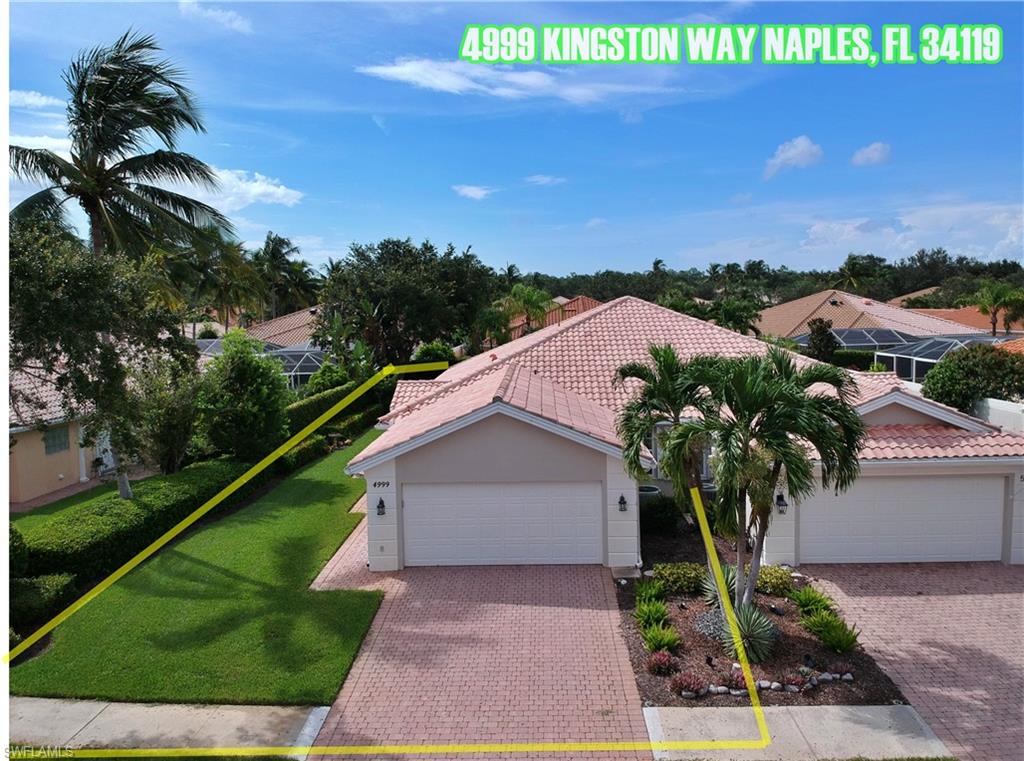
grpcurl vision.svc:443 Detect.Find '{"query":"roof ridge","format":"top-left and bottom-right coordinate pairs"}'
top-left (791, 290), bottom-right (839, 337)
top-left (493, 363), bottom-right (522, 402)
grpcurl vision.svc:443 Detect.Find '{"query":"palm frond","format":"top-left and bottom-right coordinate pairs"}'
top-left (109, 150), bottom-right (218, 187)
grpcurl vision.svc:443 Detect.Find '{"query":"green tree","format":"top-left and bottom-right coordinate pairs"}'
top-left (10, 32), bottom-right (226, 498)
top-left (661, 349), bottom-right (865, 606)
top-left (196, 330), bottom-right (291, 461)
top-left (713, 296), bottom-right (763, 336)
top-left (922, 344), bottom-right (1024, 412)
top-left (251, 232), bottom-right (318, 319)
top-left (302, 362), bottom-right (349, 397)
top-left (805, 317), bottom-right (840, 363)
top-left (132, 357), bottom-right (202, 474)
top-left (496, 283), bottom-right (556, 334)
top-left (413, 340), bottom-right (457, 365)
top-left (962, 282), bottom-right (1024, 336)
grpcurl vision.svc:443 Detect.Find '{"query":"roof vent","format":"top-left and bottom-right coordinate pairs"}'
top-left (828, 298), bottom-right (841, 306)
top-left (309, 307), bottom-right (318, 315)
top-left (489, 353), bottom-right (498, 361)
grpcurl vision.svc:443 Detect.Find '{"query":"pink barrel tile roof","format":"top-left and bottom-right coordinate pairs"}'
top-left (246, 306), bottom-right (319, 347)
top-left (757, 289), bottom-right (979, 339)
top-left (351, 363), bottom-right (628, 469)
top-left (860, 424), bottom-right (1024, 460)
top-left (10, 369), bottom-right (74, 428)
top-left (389, 380), bottom-right (446, 412)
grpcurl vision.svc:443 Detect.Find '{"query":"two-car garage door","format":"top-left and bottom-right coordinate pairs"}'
top-left (402, 482), bottom-right (603, 566)
top-left (799, 474), bottom-right (1005, 563)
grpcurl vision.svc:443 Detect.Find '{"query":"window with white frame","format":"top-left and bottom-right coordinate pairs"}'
top-left (43, 425), bottom-right (70, 455)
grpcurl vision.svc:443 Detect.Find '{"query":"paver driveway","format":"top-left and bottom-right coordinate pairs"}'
top-left (806, 563), bottom-right (1024, 761)
top-left (312, 500), bottom-right (651, 761)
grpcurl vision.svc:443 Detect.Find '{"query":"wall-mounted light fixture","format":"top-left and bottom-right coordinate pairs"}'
top-left (376, 498), bottom-right (386, 516)
top-left (774, 493), bottom-right (789, 515)
top-left (618, 494), bottom-right (628, 512)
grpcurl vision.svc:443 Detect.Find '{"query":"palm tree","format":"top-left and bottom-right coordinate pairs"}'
top-left (962, 282), bottom-right (1021, 336)
top-left (201, 229), bottom-right (262, 328)
top-left (10, 32), bottom-right (228, 499)
top-left (661, 348), bottom-right (865, 607)
top-left (495, 283), bottom-right (555, 334)
top-left (251, 232), bottom-right (305, 319)
top-left (1003, 291), bottom-right (1024, 334)
top-left (499, 263), bottom-right (522, 290)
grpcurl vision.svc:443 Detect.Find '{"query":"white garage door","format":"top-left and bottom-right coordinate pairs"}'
top-left (800, 475), bottom-right (1004, 563)
top-left (403, 482), bottom-right (603, 566)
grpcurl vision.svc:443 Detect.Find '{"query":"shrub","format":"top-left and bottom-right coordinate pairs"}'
top-left (702, 563), bottom-right (736, 605)
top-left (805, 317), bottom-right (839, 363)
top-left (277, 434), bottom-right (329, 474)
top-left (640, 495), bottom-right (679, 534)
top-left (641, 624), bottom-right (681, 653)
top-left (9, 628), bottom-right (22, 649)
top-left (830, 660), bottom-right (855, 675)
top-left (412, 340), bottom-right (457, 365)
top-left (197, 324), bottom-right (219, 340)
top-left (832, 349), bottom-right (875, 371)
top-left (800, 609), bottom-right (843, 637)
top-left (197, 330), bottom-right (291, 461)
top-left (325, 406), bottom-right (386, 440)
top-left (653, 562), bottom-right (706, 596)
top-left (818, 618), bottom-right (861, 654)
top-left (285, 381), bottom-right (359, 435)
top-left (23, 458), bottom-right (261, 580)
top-left (719, 604), bottom-right (778, 663)
top-left (132, 357), bottom-right (203, 474)
top-left (788, 586), bottom-right (834, 616)
top-left (753, 565), bottom-right (793, 596)
top-left (10, 525), bottom-right (28, 577)
top-left (11, 573), bottom-right (77, 629)
top-left (867, 361), bottom-right (889, 373)
top-left (726, 670), bottom-right (747, 690)
top-left (784, 673), bottom-right (806, 688)
top-left (670, 671), bottom-right (704, 695)
top-left (634, 578), bottom-right (666, 604)
top-left (302, 362), bottom-right (349, 397)
top-left (922, 343), bottom-right (1024, 412)
top-left (635, 600), bottom-right (669, 629)
top-left (645, 650), bottom-right (679, 676)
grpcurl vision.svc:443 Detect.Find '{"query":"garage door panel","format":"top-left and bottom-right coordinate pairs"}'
top-left (403, 482), bottom-right (604, 566)
top-left (799, 475), bottom-right (1003, 563)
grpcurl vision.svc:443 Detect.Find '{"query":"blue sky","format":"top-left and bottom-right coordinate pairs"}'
top-left (9, 1), bottom-right (1023, 275)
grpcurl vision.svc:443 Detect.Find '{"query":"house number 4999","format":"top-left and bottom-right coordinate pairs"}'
top-left (372, 481), bottom-right (391, 488)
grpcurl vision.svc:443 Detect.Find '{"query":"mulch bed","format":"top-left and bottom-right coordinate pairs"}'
top-left (618, 521), bottom-right (905, 707)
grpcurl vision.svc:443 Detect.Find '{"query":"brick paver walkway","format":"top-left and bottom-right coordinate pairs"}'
top-left (311, 499), bottom-right (650, 760)
top-left (806, 563), bottom-right (1024, 761)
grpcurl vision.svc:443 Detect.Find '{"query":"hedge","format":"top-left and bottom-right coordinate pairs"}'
top-left (11, 573), bottom-right (77, 630)
top-left (276, 434), bottom-right (330, 475)
top-left (286, 381), bottom-right (359, 435)
top-left (832, 349), bottom-right (876, 371)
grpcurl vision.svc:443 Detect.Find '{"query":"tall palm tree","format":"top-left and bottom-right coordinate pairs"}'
top-left (251, 232), bottom-right (317, 319)
top-left (963, 282), bottom-right (1021, 336)
top-left (495, 283), bottom-right (555, 334)
top-left (662, 348), bottom-right (865, 607)
top-left (10, 31), bottom-right (228, 499)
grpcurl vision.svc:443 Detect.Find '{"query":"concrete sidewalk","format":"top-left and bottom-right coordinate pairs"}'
top-left (644, 705), bottom-right (952, 760)
top-left (10, 696), bottom-right (328, 754)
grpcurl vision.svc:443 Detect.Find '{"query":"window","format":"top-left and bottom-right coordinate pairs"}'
top-left (43, 425), bottom-right (70, 455)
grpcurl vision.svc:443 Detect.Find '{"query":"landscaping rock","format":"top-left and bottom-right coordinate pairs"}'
top-left (818, 672), bottom-right (833, 683)
top-left (770, 682), bottom-right (782, 691)
top-left (831, 673), bottom-right (842, 680)
top-left (713, 685), bottom-right (730, 695)
top-left (842, 673), bottom-right (854, 682)
top-left (757, 680), bottom-right (772, 690)
top-left (801, 683), bottom-right (814, 692)
top-left (680, 691), bottom-right (697, 699)
top-left (785, 684), bottom-right (800, 693)
top-left (729, 689), bottom-right (746, 697)
top-left (809, 677), bottom-right (818, 687)
top-left (698, 687), bottom-right (709, 697)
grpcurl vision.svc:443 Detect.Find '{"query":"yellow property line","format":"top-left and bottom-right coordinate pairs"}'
top-left (4, 361), bottom-right (448, 664)
top-left (8, 387), bottom-right (771, 757)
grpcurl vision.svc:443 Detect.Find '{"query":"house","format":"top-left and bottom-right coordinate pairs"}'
top-left (886, 286), bottom-right (938, 307)
top-left (246, 306), bottom-right (320, 347)
top-left (910, 306), bottom-right (1024, 334)
top-left (9, 371), bottom-right (112, 505)
top-left (999, 337), bottom-right (1024, 355)
top-left (346, 297), bottom-right (1024, 571)
top-left (508, 295), bottom-right (602, 340)
top-left (756, 289), bottom-right (978, 339)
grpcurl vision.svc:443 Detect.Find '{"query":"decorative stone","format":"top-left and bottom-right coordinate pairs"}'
top-left (715, 685), bottom-right (730, 695)
top-left (809, 677), bottom-right (818, 687)
top-left (643, 570), bottom-right (655, 577)
top-left (732, 662), bottom-right (742, 671)
top-left (757, 680), bottom-right (772, 690)
top-left (842, 673), bottom-right (854, 682)
top-left (831, 673), bottom-right (842, 680)
top-left (770, 682), bottom-right (783, 691)
top-left (801, 683), bottom-right (814, 692)
top-left (818, 672), bottom-right (833, 683)
top-left (729, 689), bottom-right (746, 697)
top-left (698, 687), bottom-right (709, 697)
top-left (785, 684), bottom-right (800, 693)
top-left (680, 691), bottom-right (697, 699)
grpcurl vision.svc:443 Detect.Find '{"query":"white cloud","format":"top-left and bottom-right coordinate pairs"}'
top-left (763, 135), bottom-right (824, 180)
top-left (10, 134), bottom-right (72, 157)
top-left (178, 0), bottom-right (252, 34)
top-left (585, 217), bottom-right (608, 228)
top-left (452, 184), bottom-right (496, 201)
top-left (200, 168), bottom-right (303, 212)
top-left (851, 141), bottom-right (892, 167)
top-left (10, 90), bottom-right (63, 109)
top-left (357, 58), bottom-right (676, 106)
top-left (524, 174), bottom-right (566, 186)
top-left (371, 115), bottom-right (390, 135)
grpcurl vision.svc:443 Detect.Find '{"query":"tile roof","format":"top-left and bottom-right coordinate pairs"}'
top-left (390, 380), bottom-right (446, 412)
top-left (998, 337), bottom-right (1024, 355)
top-left (886, 286), bottom-right (938, 306)
top-left (246, 306), bottom-right (320, 347)
top-left (356, 296), bottom-right (1015, 468)
top-left (911, 306), bottom-right (1024, 334)
top-left (860, 424), bottom-right (1024, 460)
top-left (757, 290), bottom-right (978, 339)
top-left (10, 370), bottom-right (73, 428)
top-left (509, 295), bottom-right (603, 339)
top-left (352, 363), bottom-right (625, 467)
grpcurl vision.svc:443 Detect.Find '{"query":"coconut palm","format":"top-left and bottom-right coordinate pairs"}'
top-left (10, 31), bottom-right (227, 499)
top-left (495, 283), bottom-right (555, 334)
top-left (963, 282), bottom-right (1023, 336)
top-left (662, 348), bottom-right (865, 607)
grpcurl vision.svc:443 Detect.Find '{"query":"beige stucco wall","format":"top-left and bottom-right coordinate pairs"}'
top-left (9, 422), bottom-right (91, 504)
top-left (362, 412), bottom-right (639, 571)
top-left (860, 404), bottom-right (946, 426)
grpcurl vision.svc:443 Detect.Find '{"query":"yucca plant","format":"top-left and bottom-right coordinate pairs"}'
top-left (701, 563), bottom-right (736, 605)
top-left (635, 600), bottom-right (670, 629)
top-left (719, 604), bottom-right (777, 663)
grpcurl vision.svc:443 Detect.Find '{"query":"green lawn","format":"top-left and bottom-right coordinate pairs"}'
top-left (11, 482), bottom-right (120, 534)
top-left (10, 430), bottom-right (383, 705)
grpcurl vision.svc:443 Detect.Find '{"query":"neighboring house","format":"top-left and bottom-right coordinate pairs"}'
top-left (911, 306), bottom-right (1024, 334)
top-left (246, 306), bottom-right (320, 347)
top-left (757, 289), bottom-right (978, 339)
top-left (508, 295), bottom-right (602, 340)
top-left (999, 337), bottom-right (1024, 355)
top-left (9, 371), bottom-right (111, 505)
top-left (875, 335), bottom-right (1019, 383)
top-left (346, 297), bottom-right (1024, 571)
top-left (887, 286), bottom-right (938, 307)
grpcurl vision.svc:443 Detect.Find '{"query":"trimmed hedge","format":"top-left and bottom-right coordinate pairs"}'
top-left (277, 434), bottom-right (330, 475)
top-left (11, 573), bottom-right (77, 629)
top-left (640, 495), bottom-right (679, 534)
top-left (322, 406), bottom-right (386, 441)
top-left (832, 349), bottom-right (875, 371)
top-left (10, 525), bottom-right (28, 577)
top-left (286, 382), bottom-right (358, 435)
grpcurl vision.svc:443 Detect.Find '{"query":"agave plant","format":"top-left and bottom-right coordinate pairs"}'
top-left (701, 563), bottom-right (736, 606)
top-left (719, 604), bottom-right (778, 663)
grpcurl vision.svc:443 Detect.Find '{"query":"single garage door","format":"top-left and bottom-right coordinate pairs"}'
top-left (403, 482), bottom-right (603, 566)
top-left (800, 474), bottom-right (1004, 563)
